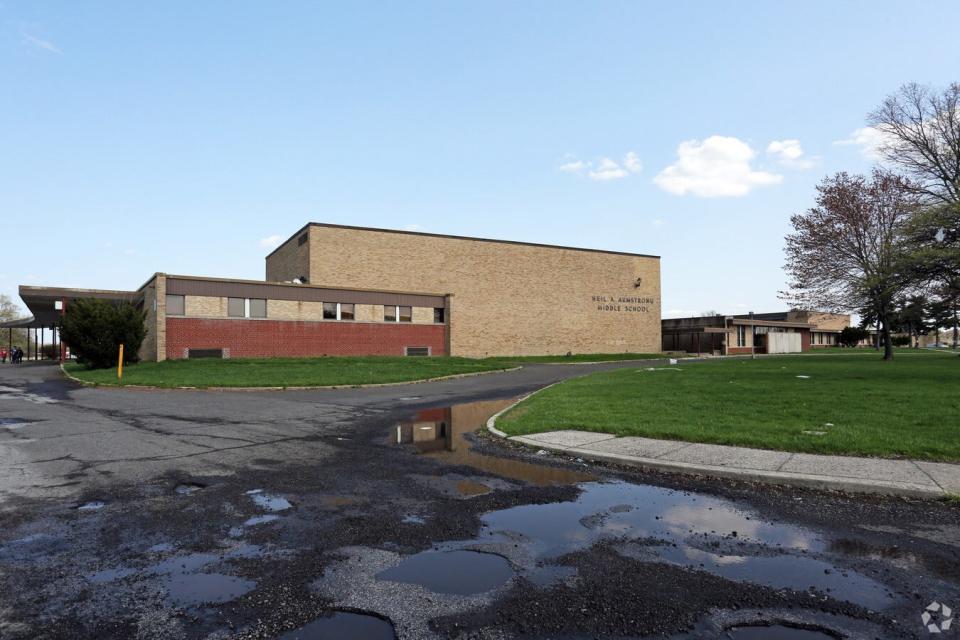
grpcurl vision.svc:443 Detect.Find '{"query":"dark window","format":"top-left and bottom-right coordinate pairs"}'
top-left (433, 307), bottom-right (445, 323)
top-left (297, 233), bottom-right (308, 246)
top-left (399, 306), bottom-right (412, 323)
top-left (340, 303), bottom-right (355, 321)
top-left (384, 305), bottom-right (397, 322)
top-left (323, 302), bottom-right (338, 320)
top-left (405, 346), bottom-right (431, 356)
top-left (166, 294), bottom-right (185, 316)
top-left (228, 297), bottom-right (245, 318)
top-left (249, 298), bottom-right (267, 318)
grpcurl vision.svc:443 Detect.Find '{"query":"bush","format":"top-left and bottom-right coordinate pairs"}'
top-left (59, 298), bottom-right (146, 369)
top-left (891, 335), bottom-right (912, 347)
top-left (41, 344), bottom-right (59, 360)
top-left (840, 326), bottom-right (870, 347)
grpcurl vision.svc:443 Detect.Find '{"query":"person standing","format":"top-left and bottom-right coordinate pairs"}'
top-left (0, 348), bottom-right (6, 363)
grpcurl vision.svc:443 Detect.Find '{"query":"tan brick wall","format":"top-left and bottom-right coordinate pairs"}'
top-left (138, 281), bottom-right (158, 362)
top-left (265, 230), bottom-right (310, 283)
top-left (355, 304), bottom-right (377, 322)
top-left (154, 275), bottom-right (167, 362)
top-left (184, 295), bottom-right (226, 317)
top-left (281, 226), bottom-right (661, 357)
top-left (788, 311), bottom-right (850, 331)
top-left (412, 306), bottom-right (435, 324)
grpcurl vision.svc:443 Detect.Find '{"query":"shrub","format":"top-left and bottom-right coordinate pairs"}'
top-left (839, 326), bottom-right (870, 347)
top-left (59, 298), bottom-right (146, 369)
top-left (41, 344), bottom-right (59, 360)
top-left (891, 335), bottom-right (912, 347)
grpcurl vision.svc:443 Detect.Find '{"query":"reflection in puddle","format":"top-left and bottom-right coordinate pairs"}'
top-left (727, 624), bottom-right (837, 639)
top-left (394, 399), bottom-right (595, 487)
top-left (278, 611), bottom-right (396, 640)
top-left (456, 480), bottom-right (492, 497)
top-left (377, 550), bottom-right (514, 595)
top-left (86, 566), bottom-right (137, 584)
top-left (162, 572), bottom-right (256, 607)
top-left (245, 514), bottom-right (280, 526)
top-left (75, 501), bottom-right (107, 511)
top-left (479, 481), bottom-right (892, 609)
top-left (175, 483), bottom-right (204, 495)
top-left (247, 489), bottom-right (292, 511)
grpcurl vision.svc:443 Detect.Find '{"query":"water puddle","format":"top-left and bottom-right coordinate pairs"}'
top-left (278, 611), bottom-right (396, 639)
top-left (726, 624), bottom-right (837, 639)
top-left (246, 489), bottom-right (292, 511)
top-left (401, 514), bottom-right (426, 524)
top-left (162, 572), bottom-right (256, 607)
top-left (376, 549), bottom-right (514, 595)
top-left (477, 481), bottom-right (892, 609)
top-left (244, 514), bottom-right (280, 526)
top-left (394, 399), bottom-right (595, 486)
top-left (86, 566), bottom-right (137, 584)
top-left (175, 483), bottom-right (205, 495)
top-left (0, 417), bottom-right (32, 429)
top-left (456, 480), bottom-right (492, 497)
top-left (75, 500), bottom-right (107, 511)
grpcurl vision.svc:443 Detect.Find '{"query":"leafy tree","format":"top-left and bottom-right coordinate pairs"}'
top-left (839, 326), bottom-right (870, 347)
top-left (0, 294), bottom-right (27, 349)
top-left (59, 298), bottom-right (146, 369)
top-left (891, 295), bottom-right (930, 348)
top-left (781, 170), bottom-right (921, 360)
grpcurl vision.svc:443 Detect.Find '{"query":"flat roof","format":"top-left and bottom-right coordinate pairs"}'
top-left (265, 222), bottom-right (661, 260)
top-left (160, 273), bottom-right (449, 298)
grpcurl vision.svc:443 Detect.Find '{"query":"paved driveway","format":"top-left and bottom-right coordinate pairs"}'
top-left (0, 362), bottom-right (958, 640)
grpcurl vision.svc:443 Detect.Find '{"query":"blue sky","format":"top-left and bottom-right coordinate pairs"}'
top-left (2, 1), bottom-right (959, 318)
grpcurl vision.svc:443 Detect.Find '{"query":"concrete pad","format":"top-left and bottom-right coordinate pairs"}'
top-left (779, 453), bottom-right (937, 485)
top-left (659, 442), bottom-right (792, 471)
top-left (914, 461), bottom-right (960, 493)
top-left (514, 430), bottom-right (617, 448)
top-left (578, 436), bottom-right (691, 458)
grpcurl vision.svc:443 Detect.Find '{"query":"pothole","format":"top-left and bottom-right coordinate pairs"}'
top-left (725, 624), bottom-right (837, 639)
top-left (174, 483), bottom-right (205, 495)
top-left (74, 501), bottom-right (107, 511)
top-left (376, 549), bottom-right (514, 595)
top-left (246, 489), bottom-right (292, 511)
top-left (278, 611), bottom-right (395, 639)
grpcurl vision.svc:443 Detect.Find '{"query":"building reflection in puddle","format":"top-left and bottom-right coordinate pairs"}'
top-left (394, 398), bottom-right (595, 486)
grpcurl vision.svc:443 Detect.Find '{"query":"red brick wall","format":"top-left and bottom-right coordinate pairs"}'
top-left (800, 329), bottom-right (811, 352)
top-left (165, 318), bottom-right (447, 359)
top-left (726, 347), bottom-right (754, 355)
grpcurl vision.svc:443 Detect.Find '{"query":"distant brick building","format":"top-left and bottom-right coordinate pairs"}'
top-left (662, 310), bottom-right (851, 356)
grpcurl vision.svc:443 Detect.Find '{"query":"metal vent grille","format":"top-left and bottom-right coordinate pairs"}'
top-left (405, 346), bottom-right (431, 357)
top-left (188, 348), bottom-right (224, 359)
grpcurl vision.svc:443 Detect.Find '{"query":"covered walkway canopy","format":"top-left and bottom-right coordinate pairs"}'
top-left (2, 285), bottom-right (141, 360)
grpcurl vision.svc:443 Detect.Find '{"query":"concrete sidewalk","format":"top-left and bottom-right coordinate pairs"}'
top-left (488, 424), bottom-right (960, 498)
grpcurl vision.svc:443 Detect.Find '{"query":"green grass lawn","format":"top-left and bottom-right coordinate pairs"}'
top-left (65, 356), bottom-right (512, 388)
top-left (497, 351), bottom-right (960, 461)
top-left (481, 352), bottom-right (672, 366)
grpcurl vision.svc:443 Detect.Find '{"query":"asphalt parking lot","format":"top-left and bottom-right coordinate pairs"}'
top-left (1, 362), bottom-right (958, 639)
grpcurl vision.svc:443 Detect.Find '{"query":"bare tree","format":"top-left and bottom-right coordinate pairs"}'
top-left (781, 170), bottom-right (921, 360)
top-left (868, 82), bottom-right (960, 204)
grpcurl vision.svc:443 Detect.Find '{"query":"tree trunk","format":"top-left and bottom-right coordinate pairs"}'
top-left (953, 308), bottom-right (958, 349)
top-left (879, 303), bottom-right (894, 361)
top-left (875, 317), bottom-right (881, 350)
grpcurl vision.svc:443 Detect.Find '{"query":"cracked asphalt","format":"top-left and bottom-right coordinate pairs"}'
top-left (0, 361), bottom-right (958, 639)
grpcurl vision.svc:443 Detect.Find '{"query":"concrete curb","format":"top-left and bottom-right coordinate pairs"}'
top-left (60, 363), bottom-right (522, 392)
top-left (486, 384), bottom-right (953, 499)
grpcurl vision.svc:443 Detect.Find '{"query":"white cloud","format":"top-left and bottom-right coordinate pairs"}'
top-left (833, 126), bottom-right (888, 160)
top-left (766, 139), bottom-right (816, 169)
top-left (654, 136), bottom-right (783, 197)
top-left (22, 31), bottom-right (61, 54)
top-left (258, 234), bottom-right (284, 248)
top-left (559, 152), bottom-right (642, 182)
top-left (589, 158), bottom-right (629, 181)
top-left (558, 160), bottom-right (587, 174)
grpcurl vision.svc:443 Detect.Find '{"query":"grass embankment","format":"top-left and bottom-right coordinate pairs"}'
top-left (497, 352), bottom-right (960, 461)
top-left (65, 356), bottom-right (512, 388)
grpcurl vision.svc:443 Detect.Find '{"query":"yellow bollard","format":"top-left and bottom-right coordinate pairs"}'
top-left (118, 344), bottom-right (124, 380)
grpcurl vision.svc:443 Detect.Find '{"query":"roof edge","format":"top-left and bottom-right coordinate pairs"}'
top-left (265, 222), bottom-right (661, 260)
